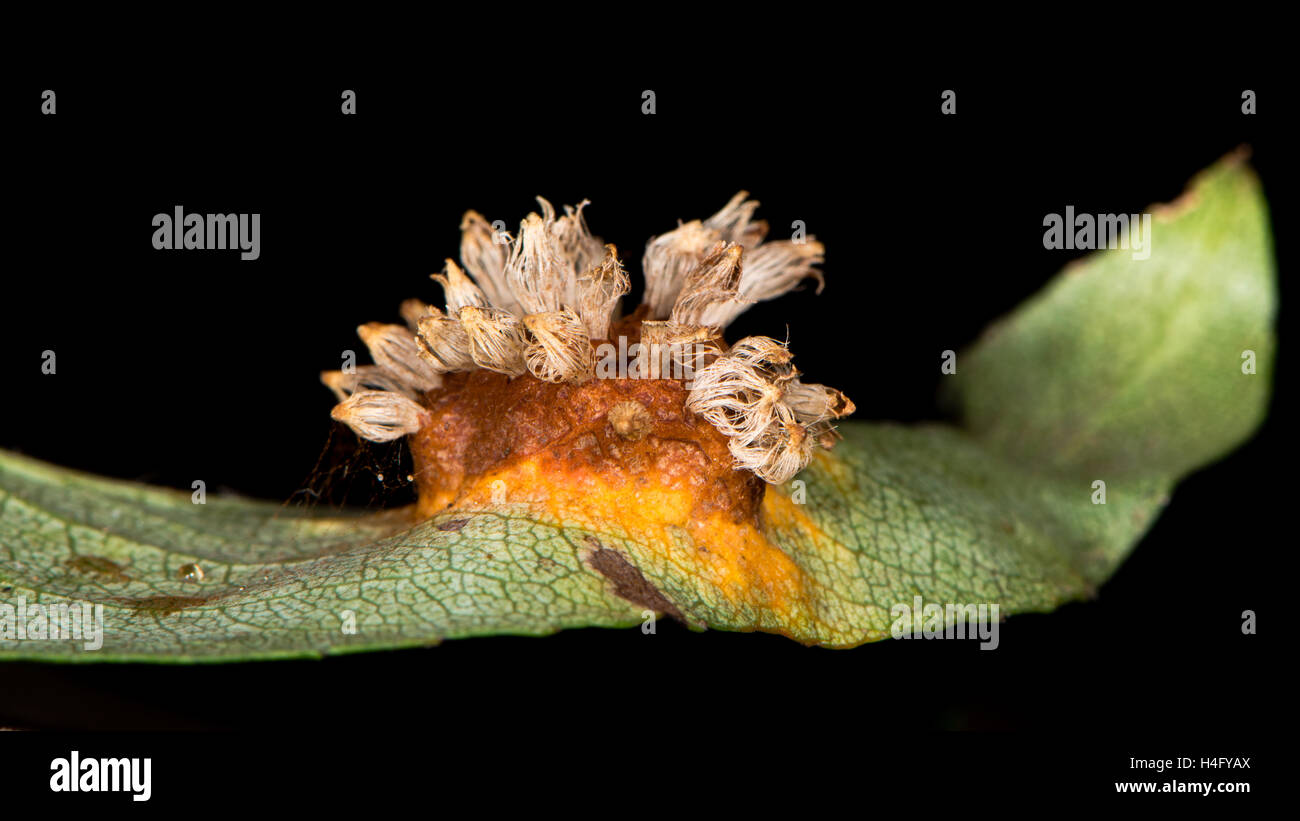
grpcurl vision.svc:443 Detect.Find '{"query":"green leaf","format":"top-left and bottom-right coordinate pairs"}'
top-left (948, 152), bottom-right (1276, 480)
top-left (0, 154), bottom-right (1275, 660)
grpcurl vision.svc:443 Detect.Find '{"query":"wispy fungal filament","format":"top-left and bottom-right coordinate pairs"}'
top-left (327, 194), bottom-right (854, 488)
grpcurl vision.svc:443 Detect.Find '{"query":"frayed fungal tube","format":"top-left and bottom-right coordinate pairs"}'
top-left (324, 193), bottom-right (853, 484)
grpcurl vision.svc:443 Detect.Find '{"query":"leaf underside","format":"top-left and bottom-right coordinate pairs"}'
top-left (0, 154), bottom-right (1276, 661)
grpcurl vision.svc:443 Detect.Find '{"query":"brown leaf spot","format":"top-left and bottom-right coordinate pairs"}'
top-left (436, 518), bottom-right (470, 532)
top-left (113, 595), bottom-right (207, 614)
top-left (584, 538), bottom-right (683, 622)
top-left (64, 556), bottom-right (130, 582)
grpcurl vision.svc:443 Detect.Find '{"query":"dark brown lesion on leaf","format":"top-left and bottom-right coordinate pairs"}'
top-left (584, 537), bottom-right (684, 623)
top-left (64, 556), bottom-right (131, 582)
top-left (435, 518), bottom-right (470, 532)
top-left (112, 594), bottom-right (208, 614)
top-left (110, 584), bottom-right (249, 615)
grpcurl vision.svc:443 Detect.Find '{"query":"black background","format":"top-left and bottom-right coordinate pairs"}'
top-left (0, 66), bottom-right (1285, 749)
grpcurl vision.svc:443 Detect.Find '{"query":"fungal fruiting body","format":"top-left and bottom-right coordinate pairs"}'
top-left (324, 194), bottom-right (855, 530)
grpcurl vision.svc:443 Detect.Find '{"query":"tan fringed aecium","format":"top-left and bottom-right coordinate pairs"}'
top-left (324, 193), bottom-right (855, 518)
